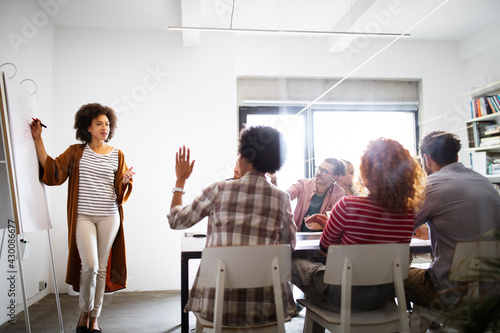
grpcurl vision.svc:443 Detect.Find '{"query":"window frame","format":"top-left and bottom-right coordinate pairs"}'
top-left (239, 105), bottom-right (419, 178)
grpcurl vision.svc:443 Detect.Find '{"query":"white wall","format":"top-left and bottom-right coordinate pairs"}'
top-left (0, 0), bottom-right (54, 325)
top-left (235, 35), bottom-right (471, 161)
top-left (51, 27), bottom-right (237, 292)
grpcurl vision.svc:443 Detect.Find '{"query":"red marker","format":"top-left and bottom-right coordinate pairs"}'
top-left (32, 118), bottom-right (47, 128)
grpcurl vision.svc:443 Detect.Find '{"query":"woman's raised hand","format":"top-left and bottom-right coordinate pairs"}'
top-left (175, 146), bottom-right (195, 182)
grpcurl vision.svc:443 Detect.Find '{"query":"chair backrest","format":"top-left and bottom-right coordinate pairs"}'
top-left (449, 240), bottom-right (500, 282)
top-left (196, 244), bottom-right (291, 333)
top-left (324, 243), bottom-right (410, 286)
top-left (197, 244), bottom-right (292, 289)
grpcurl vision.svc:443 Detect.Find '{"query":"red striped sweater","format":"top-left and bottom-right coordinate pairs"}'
top-left (320, 196), bottom-right (414, 252)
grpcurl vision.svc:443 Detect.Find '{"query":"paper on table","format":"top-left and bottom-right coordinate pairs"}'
top-left (410, 238), bottom-right (431, 246)
top-left (295, 239), bottom-right (320, 250)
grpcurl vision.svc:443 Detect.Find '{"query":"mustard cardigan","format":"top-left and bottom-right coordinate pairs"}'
top-left (41, 144), bottom-right (132, 292)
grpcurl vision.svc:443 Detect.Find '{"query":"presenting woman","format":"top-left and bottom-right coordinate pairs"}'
top-left (168, 126), bottom-right (297, 326)
top-left (292, 138), bottom-right (425, 315)
top-left (30, 103), bottom-right (134, 333)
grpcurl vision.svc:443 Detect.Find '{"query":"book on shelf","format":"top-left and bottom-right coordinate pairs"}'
top-left (467, 121), bottom-right (496, 148)
top-left (487, 96), bottom-right (500, 113)
top-left (470, 152), bottom-right (500, 176)
top-left (489, 163), bottom-right (500, 175)
top-left (471, 151), bottom-right (488, 176)
top-left (467, 122), bottom-right (480, 148)
top-left (487, 155), bottom-right (500, 175)
top-left (486, 96), bottom-right (499, 113)
top-left (484, 126), bottom-right (500, 136)
top-left (480, 135), bottom-right (500, 147)
top-left (493, 95), bottom-right (500, 111)
top-left (470, 94), bottom-right (500, 118)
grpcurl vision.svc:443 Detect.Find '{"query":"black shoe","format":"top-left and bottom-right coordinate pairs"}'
top-left (429, 321), bottom-right (441, 329)
top-left (89, 317), bottom-right (103, 333)
top-left (76, 313), bottom-right (89, 333)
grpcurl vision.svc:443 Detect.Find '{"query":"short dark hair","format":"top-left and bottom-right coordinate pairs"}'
top-left (74, 103), bottom-right (118, 143)
top-left (324, 158), bottom-right (346, 176)
top-left (419, 130), bottom-right (461, 166)
top-left (238, 126), bottom-right (286, 173)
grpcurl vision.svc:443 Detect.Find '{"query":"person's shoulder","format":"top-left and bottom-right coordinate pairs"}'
top-left (432, 162), bottom-right (485, 182)
top-left (331, 183), bottom-right (345, 194)
top-left (342, 195), bottom-right (368, 203)
top-left (65, 143), bottom-right (86, 155)
top-left (296, 178), bottom-right (313, 185)
top-left (288, 178), bottom-right (312, 191)
top-left (68, 143), bottom-right (85, 150)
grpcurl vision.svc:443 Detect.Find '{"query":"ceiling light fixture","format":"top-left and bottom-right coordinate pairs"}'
top-left (166, 26), bottom-right (410, 38)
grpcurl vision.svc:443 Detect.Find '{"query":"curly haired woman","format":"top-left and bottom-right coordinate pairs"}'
top-left (168, 126), bottom-right (296, 326)
top-left (31, 103), bottom-right (134, 333)
top-left (292, 138), bottom-right (425, 315)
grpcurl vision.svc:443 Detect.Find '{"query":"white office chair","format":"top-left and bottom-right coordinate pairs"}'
top-left (193, 244), bottom-right (292, 333)
top-left (410, 240), bottom-right (500, 333)
top-left (298, 243), bottom-right (410, 333)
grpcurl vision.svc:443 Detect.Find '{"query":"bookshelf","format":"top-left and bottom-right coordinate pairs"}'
top-left (465, 81), bottom-right (500, 185)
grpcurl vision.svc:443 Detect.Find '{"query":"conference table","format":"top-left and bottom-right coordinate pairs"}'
top-left (180, 232), bottom-right (432, 333)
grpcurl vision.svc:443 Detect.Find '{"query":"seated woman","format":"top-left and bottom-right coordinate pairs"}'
top-left (292, 138), bottom-right (425, 314)
top-left (337, 159), bottom-right (357, 196)
top-left (167, 126), bottom-right (297, 326)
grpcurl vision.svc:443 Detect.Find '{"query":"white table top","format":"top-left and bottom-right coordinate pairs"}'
top-left (181, 231), bottom-right (431, 252)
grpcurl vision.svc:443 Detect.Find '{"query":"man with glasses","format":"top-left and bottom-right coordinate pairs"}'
top-left (287, 158), bottom-right (345, 232)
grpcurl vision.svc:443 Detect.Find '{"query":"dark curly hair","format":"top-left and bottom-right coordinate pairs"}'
top-left (360, 138), bottom-right (425, 213)
top-left (74, 103), bottom-right (117, 143)
top-left (419, 130), bottom-right (461, 166)
top-left (238, 126), bottom-right (286, 173)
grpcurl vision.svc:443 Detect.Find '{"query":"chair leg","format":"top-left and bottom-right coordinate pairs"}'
top-left (410, 307), bottom-right (421, 333)
top-left (303, 311), bottom-right (314, 333)
top-left (410, 306), bottom-right (432, 333)
top-left (195, 318), bottom-right (203, 333)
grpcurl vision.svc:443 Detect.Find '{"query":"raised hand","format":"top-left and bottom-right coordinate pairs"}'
top-left (175, 146), bottom-right (195, 182)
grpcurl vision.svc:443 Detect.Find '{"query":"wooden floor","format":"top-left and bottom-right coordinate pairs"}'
top-left (0, 290), bottom-right (448, 333)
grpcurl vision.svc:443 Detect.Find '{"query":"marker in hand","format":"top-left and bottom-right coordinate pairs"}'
top-left (32, 118), bottom-right (47, 128)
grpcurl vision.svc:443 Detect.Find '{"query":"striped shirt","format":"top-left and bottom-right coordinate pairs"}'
top-left (77, 145), bottom-right (119, 215)
top-left (320, 196), bottom-right (414, 252)
top-left (168, 170), bottom-right (296, 326)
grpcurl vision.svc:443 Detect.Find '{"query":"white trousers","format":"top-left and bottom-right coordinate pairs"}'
top-left (76, 213), bottom-right (120, 317)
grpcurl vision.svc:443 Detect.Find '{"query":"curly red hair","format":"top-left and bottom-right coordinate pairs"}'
top-left (360, 138), bottom-right (425, 213)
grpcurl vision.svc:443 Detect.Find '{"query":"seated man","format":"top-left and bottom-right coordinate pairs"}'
top-left (287, 158), bottom-right (345, 232)
top-left (405, 131), bottom-right (500, 330)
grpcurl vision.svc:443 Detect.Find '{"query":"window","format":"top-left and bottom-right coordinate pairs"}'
top-left (240, 104), bottom-right (418, 188)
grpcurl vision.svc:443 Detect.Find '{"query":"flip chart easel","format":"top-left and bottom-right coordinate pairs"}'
top-left (0, 64), bottom-right (63, 333)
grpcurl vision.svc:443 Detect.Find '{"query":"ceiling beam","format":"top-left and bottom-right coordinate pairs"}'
top-left (327, 0), bottom-right (385, 53)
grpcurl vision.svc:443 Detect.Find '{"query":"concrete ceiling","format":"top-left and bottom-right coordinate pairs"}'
top-left (51, 0), bottom-right (500, 49)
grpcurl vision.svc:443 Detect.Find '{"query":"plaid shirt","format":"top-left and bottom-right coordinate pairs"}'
top-left (168, 170), bottom-right (297, 326)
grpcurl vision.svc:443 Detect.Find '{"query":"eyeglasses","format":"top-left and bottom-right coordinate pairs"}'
top-left (315, 166), bottom-right (334, 176)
